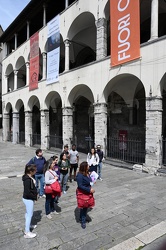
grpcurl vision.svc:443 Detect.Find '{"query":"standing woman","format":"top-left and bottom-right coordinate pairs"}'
top-left (87, 147), bottom-right (99, 173)
top-left (76, 161), bottom-right (95, 229)
top-left (22, 164), bottom-right (37, 239)
top-left (44, 158), bottom-right (59, 219)
top-left (58, 152), bottom-right (70, 194)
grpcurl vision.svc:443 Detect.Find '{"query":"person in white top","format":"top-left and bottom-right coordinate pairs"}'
top-left (87, 147), bottom-right (99, 173)
top-left (44, 158), bottom-right (59, 219)
top-left (69, 144), bottom-right (79, 182)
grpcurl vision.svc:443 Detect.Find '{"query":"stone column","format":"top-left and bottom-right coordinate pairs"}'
top-left (145, 96), bottom-right (162, 173)
top-left (26, 62), bottom-right (30, 86)
top-left (42, 52), bottom-right (47, 80)
top-left (25, 111), bottom-right (32, 147)
top-left (3, 42), bottom-right (7, 58)
top-left (40, 109), bottom-right (49, 150)
top-left (12, 112), bottom-right (19, 144)
top-left (95, 18), bottom-right (107, 60)
top-left (2, 113), bottom-right (10, 141)
top-left (62, 107), bottom-right (73, 148)
top-left (65, 0), bottom-right (69, 8)
top-left (5, 75), bottom-right (9, 93)
top-left (43, 4), bottom-right (46, 26)
top-left (94, 103), bottom-right (107, 154)
top-left (150, 0), bottom-right (158, 40)
top-left (27, 21), bottom-right (30, 40)
top-left (64, 39), bottom-right (70, 71)
top-left (14, 33), bottom-right (17, 50)
top-left (14, 70), bottom-right (18, 90)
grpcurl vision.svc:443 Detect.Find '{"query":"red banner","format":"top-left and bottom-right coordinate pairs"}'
top-left (110, 0), bottom-right (140, 67)
top-left (29, 32), bottom-right (39, 90)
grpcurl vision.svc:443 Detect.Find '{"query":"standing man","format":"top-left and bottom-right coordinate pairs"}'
top-left (96, 145), bottom-right (104, 181)
top-left (69, 144), bottom-right (79, 182)
top-left (62, 144), bottom-right (70, 160)
top-left (26, 148), bottom-right (46, 198)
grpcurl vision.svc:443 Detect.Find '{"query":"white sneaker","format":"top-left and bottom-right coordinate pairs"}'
top-left (24, 232), bottom-right (36, 239)
top-left (63, 191), bottom-right (66, 194)
top-left (46, 214), bottom-right (52, 219)
top-left (51, 211), bottom-right (59, 215)
top-left (99, 178), bottom-right (103, 181)
top-left (30, 225), bottom-right (37, 229)
top-left (42, 194), bottom-right (46, 198)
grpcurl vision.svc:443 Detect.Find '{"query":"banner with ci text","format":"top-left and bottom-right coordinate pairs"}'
top-left (110, 0), bottom-right (140, 67)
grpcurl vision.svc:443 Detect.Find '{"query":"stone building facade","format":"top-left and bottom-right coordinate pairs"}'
top-left (0, 0), bottom-right (166, 173)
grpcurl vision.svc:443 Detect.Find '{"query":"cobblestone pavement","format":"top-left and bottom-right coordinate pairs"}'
top-left (1, 141), bottom-right (166, 250)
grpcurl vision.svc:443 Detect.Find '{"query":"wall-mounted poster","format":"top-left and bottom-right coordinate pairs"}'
top-left (29, 32), bottom-right (39, 90)
top-left (47, 15), bottom-right (60, 84)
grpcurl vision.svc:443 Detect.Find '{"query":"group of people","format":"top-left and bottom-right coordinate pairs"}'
top-left (22, 144), bottom-right (104, 238)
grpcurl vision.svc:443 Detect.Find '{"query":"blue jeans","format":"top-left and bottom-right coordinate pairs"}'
top-left (35, 173), bottom-right (44, 196)
top-left (80, 208), bottom-right (88, 224)
top-left (22, 198), bottom-right (34, 233)
top-left (45, 194), bottom-right (55, 215)
top-left (60, 173), bottom-right (69, 192)
top-left (98, 162), bottom-right (102, 178)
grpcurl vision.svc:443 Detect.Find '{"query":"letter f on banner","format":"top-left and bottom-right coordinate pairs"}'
top-left (110, 0), bottom-right (140, 67)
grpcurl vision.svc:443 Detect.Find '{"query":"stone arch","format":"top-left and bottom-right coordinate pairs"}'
top-left (45, 91), bottom-right (62, 138)
top-left (67, 12), bottom-right (96, 69)
top-left (5, 102), bottom-right (13, 113)
top-left (15, 99), bottom-right (25, 112)
top-left (5, 64), bottom-right (14, 92)
top-left (15, 56), bottom-right (26, 89)
top-left (68, 84), bottom-right (95, 152)
top-left (27, 95), bottom-right (40, 111)
top-left (5, 64), bottom-right (13, 75)
top-left (15, 99), bottom-right (25, 141)
top-left (68, 84), bottom-right (94, 106)
top-left (104, 0), bottom-right (110, 55)
top-left (27, 96), bottom-right (40, 137)
top-left (104, 73), bottom-right (145, 138)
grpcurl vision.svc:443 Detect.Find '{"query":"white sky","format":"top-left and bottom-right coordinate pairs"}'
top-left (0, 0), bottom-right (30, 31)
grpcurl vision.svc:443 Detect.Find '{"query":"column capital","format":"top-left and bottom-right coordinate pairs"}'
top-left (14, 70), bottom-right (18, 75)
top-left (25, 62), bottom-right (30, 68)
top-left (62, 106), bottom-right (73, 116)
top-left (42, 52), bottom-right (47, 59)
top-left (146, 96), bottom-right (162, 112)
top-left (94, 102), bottom-right (107, 114)
top-left (24, 110), bottom-right (32, 114)
top-left (95, 18), bottom-right (107, 28)
top-left (40, 109), bottom-right (49, 113)
top-left (64, 39), bottom-right (70, 46)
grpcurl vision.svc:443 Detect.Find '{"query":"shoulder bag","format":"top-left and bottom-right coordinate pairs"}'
top-left (76, 188), bottom-right (95, 208)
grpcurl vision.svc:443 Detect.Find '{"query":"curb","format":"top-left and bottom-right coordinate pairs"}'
top-left (108, 221), bottom-right (166, 250)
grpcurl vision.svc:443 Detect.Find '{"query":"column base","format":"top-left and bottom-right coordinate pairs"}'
top-left (142, 163), bottom-right (160, 175)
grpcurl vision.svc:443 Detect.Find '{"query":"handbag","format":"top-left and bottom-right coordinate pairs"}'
top-left (51, 181), bottom-right (61, 193)
top-left (44, 171), bottom-right (61, 195)
top-left (76, 188), bottom-right (95, 208)
top-left (44, 184), bottom-right (53, 194)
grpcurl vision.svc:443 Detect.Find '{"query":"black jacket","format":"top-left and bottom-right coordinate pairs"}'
top-left (22, 175), bottom-right (37, 201)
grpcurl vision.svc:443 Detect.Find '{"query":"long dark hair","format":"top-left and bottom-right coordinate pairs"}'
top-left (60, 152), bottom-right (66, 160)
top-left (24, 164), bottom-right (36, 175)
top-left (89, 147), bottom-right (97, 159)
top-left (43, 158), bottom-right (55, 175)
top-left (79, 161), bottom-right (89, 176)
